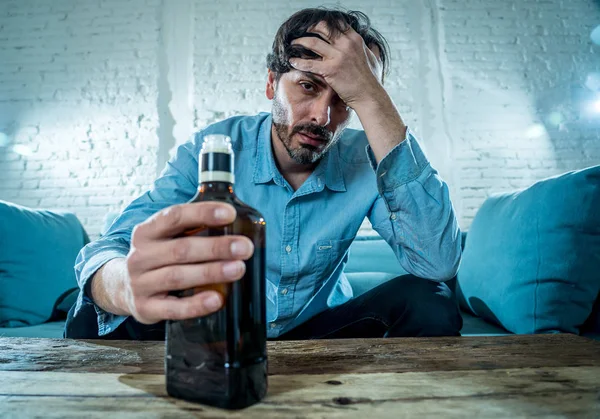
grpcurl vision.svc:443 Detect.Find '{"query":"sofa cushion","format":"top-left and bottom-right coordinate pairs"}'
top-left (0, 201), bottom-right (89, 327)
top-left (459, 311), bottom-right (511, 336)
top-left (457, 165), bottom-right (600, 334)
top-left (0, 320), bottom-right (66, 338)
top-left (345, 236), bottom-right (409, 275)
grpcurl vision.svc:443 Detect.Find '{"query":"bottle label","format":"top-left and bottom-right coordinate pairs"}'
top-left (200, 152), bottom-right (234, 183)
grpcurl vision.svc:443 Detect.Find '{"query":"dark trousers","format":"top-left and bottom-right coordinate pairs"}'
top-left (65, 274), bottom-right (462, 340)
top-left (275, 274), bottom-right (462, 340)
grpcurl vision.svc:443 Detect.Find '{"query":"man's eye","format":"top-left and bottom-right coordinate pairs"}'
top-left (300, 82), bottom-right (315, 92)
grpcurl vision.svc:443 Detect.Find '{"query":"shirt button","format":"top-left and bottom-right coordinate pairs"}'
top-left (270, 323), bottom-right (277, 329)
top-left (285, 245), bottom-right (292, 253)
top-left (390, 213), bottom-right (397, 220)
top-left (281, 288), bottom-right (288, 295)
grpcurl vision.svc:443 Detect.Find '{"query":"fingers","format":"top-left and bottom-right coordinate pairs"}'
top-left (138, 260), bottom-right (246, 296)
top-left (291, 36), bottom-right (337, 60)
top-left (309, 21), bottom-right (333, 40)
top-left (132, 202), bottom-right (237, 242)
top-left (136, 291), bottom-right (225, 324)
top-left (309, 21), bottom-right (352, 41)
top-left (128, 234), bottom-right (254, 273)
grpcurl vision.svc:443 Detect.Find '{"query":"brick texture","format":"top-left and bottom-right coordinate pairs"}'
top-left (0, 0), bottom-right (161, 238)
top-left (1, 0), bottom-right (599, 238)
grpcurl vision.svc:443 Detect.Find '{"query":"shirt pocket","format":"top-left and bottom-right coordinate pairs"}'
top-left (312, 237), bottom-right (355, 295)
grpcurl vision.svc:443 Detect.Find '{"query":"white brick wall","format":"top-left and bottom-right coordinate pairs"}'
top-left (440, 0), bottom-right (600, 223)
top-left (191, 0), bottom-right (600, 229)
top-left (0, 0), bottom-right (161, 238)
top-left (1, 0), bottom-right (599, 238)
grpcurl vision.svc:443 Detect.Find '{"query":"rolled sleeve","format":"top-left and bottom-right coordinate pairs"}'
top-left (72, 137), bottom-right (200, 337)
top-left (366, 128), bottom-right (431, 212)
top-left (367, 128), bottom-right (461, 281)
top-left (73, 238), bottom-right (130, 336)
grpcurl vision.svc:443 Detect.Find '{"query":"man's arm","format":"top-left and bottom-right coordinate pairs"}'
top-left (89, 258), bottom-right (130, 316)
top-left (365, 129), bottom-right (462, 281)
top-left (289, 23), bottom-right (460, 280)
top-left (77, 199), bottom-right (252, 338)
top-left (72, 138), bottom-right (200, 335)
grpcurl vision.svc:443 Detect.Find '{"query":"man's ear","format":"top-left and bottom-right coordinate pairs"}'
top-left (266, 70), bottom-right (276, 100)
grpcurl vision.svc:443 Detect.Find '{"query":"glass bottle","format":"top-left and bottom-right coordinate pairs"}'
top-left (166, 134), bottom-right (267, 409)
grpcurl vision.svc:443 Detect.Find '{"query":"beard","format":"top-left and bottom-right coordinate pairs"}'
top-left (271, 94), bottom-right (343, 165)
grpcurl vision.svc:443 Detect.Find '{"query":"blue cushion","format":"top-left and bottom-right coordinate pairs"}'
top-left (0, 320), bottom-right (66, 338)
top-left (345, 236), bottom-right (408, 275)
top-left (344, 236), bottom-right (409, 297)
top-left (0, 201), bottom-right (89, 327)
top-left (457, 165), bottom-right (600, 334)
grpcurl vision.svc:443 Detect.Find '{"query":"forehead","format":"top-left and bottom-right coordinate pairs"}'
top-left (280, 69), bottom-right (329, 90)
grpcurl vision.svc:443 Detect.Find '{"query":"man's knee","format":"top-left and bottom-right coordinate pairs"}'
top-left (378, 274), bottom-right (463, 337)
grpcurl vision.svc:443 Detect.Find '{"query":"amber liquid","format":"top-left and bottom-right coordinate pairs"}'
top-left (165, 182), bottom-right (267, 409)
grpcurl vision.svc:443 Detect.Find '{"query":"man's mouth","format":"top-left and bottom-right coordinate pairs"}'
top-left (297, 132), bottom-right (327, 148)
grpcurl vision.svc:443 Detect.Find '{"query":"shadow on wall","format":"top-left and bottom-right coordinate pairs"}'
top-left (0, 1), bottom-right (161, 234)
top-left (445, 0), bottom-right (600, 196)
top-left (532, 0), bottom-right (600, 170)
top-left (508, 2), bottom-right (600, 171)
top-left (534, 79), bottom-right (600, 168)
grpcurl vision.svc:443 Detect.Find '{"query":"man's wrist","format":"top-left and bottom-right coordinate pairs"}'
top-left (91, 258), bottom-right (131, 317)
top-left (352, 89), bottom-right (407, 163)
top-left (349, 84), bottom-right (389, 115)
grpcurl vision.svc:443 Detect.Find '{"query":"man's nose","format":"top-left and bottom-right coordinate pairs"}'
top-left (310, 97), bottom-right (331, 127)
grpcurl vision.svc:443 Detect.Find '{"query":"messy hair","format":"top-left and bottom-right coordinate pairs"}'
top-left (266, 7), bottom-right (390, 83)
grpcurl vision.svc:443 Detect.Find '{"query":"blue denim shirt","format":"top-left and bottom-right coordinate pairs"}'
top-left (74, 112), bottom-right (461, 337)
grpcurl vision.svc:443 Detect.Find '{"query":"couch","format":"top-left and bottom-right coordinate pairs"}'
top-left (2, 164), bottom-right (599, 339)
top-left (0, 230), bottom-right (507, 339)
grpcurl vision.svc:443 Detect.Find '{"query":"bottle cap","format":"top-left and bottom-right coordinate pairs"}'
top-left (199, 135), bottom-right (235, 184)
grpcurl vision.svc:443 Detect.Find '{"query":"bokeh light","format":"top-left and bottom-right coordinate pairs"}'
top-left (0, 132), bottom-right (9, 147)
top-left (526, 124), bottom-right (548, 139)
top-left (546, 111), bottom-right (564, 127)
top-left (12, 144), bottom-right (33, 156)
top-left (592, 25), bottom-right (600, 45)
top-left (585, 72), bottom-right (600, 92)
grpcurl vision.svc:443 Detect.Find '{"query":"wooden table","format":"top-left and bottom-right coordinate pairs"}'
top-left (1, 335), bottom-right (599, 418)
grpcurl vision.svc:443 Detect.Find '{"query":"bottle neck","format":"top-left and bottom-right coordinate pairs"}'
top-left (198, 151), bottom-right (235, 185)
top-left (198, 181), bottom-right (234, 195)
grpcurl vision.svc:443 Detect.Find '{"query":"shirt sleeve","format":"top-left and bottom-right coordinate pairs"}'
top-left (366, 128), bottom-right (462, 281)
top-left (72, 139), bottom-right (199, 336)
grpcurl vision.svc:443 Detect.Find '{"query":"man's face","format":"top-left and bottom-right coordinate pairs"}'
top-left (267, 69), bottom-right (352, 165)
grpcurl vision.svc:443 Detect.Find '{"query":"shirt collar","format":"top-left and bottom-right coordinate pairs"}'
top-left (314, 141), bottom-right (346, 192)
top-left (253, 113), bottom-right (346, 192)
top-left (253, 113), bottom-right (280, 185)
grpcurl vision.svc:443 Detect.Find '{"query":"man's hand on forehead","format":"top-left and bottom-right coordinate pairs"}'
top-left (288, 20), bottom-right (384, 109)
top-left (306, 21), bottom-right (381, 61)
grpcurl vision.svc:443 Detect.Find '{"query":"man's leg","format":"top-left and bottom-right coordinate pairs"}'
top-left (275, 274), bottom-right (463, 340)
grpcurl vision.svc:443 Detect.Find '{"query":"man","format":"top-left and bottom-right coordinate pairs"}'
top-left (65, 8), bottom-right (463, 340)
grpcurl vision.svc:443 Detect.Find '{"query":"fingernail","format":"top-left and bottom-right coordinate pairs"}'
top-left (215, 206), bottom-right (234, 221)
top-left (205, 293), bottom-right (222, 311)
top-left (289, 59), bottom-right (297, 67)
top-left (223, 260), bottom-right (243, 278)
top-left (231, 240), bottom-right (251, 257)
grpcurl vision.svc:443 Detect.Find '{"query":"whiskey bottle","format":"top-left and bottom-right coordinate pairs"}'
top-left (165, 134), bottom-right (267, 409)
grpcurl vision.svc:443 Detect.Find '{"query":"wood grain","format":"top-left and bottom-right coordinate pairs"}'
top-left (1, 335), bottom-right (599, 418)
top-left (1, 334), bottom-right (599, 375)
top-left (1, 367), bottom-right (598, 418)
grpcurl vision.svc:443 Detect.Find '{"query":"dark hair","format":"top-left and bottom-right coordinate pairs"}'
top-left (266, 8), bottom-right (390, 83)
